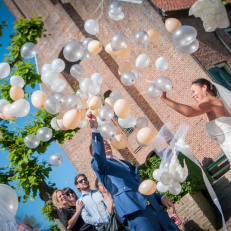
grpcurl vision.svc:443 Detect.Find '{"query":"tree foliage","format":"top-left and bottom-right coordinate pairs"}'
top-left (0, 15), bottom-right (78, 225)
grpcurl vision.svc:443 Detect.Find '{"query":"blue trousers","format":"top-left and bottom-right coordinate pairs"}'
top-left (126, 205), bottom-right (180, 231)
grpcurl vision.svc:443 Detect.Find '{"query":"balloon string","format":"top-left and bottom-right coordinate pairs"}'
top-left (94, 0), bottom-right (104, 21)
top-left (145, 79), bottom-right (153, 83)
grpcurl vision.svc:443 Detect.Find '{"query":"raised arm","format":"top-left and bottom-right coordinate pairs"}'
top-left (161, 92), bottom-right (212, 117)
top-left (87, 112), bottom-right (107, 173)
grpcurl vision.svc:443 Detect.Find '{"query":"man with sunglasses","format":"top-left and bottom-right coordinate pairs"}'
top-left (87, 112), bottom-right (180, 231)
top-left (74, 173), bottom-right (110, 229)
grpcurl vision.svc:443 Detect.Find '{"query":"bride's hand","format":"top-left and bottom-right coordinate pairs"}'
top-left (160, 92), bottom-right (167, 100)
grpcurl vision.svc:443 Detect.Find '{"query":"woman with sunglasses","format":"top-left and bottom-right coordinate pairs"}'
top-left (52, 189), bottom-right (95, 231)
top-left (63, 187), bottom-right (78, 206)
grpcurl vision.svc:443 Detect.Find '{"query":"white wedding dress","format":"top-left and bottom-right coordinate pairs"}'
top-left (206, 117), bottom-right (231, 161)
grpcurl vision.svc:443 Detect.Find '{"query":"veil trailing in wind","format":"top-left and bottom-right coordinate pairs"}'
top-left (152, 123), bottom-right (227, 231)
top-left (0, 198), bottom-right (17, 231)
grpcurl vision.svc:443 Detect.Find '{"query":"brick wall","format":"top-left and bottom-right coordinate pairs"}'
top-left (171, 192), bottom-right (217, 231)
top-left (3, 0), bottom-right (223, 181)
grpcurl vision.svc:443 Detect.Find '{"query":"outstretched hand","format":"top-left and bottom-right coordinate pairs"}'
top-left (162, 197), bottom-right (176, 214)
top-left (160, 92), bottom-right (167, 100)
top-left (86, 111), bottom-right (97, 124)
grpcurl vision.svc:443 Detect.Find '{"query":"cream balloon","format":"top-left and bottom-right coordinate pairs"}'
top-left (137, 127), bottom-right (156, 145)
top-left (3, 105), bottom-right (15, 120)
top-left (88, 96), bottom-right (101, 110)
top-left (118, 45), bottom-right (131, 59)
top-left (63, 109), bottom-right (81, 129)
top-left (114, 99), bottom-right (130, 119)
top-left (88, 40), bottom-right (102, 54)
top-left (90, 109), bottom-right (98, 117)
top-left (0, 112), bottom-right (7, 120)
top-left (105, 98), bottom-right (113, 107)
top-left (111, 134), bottom-right (128, 149)
top-left (82, 100), bottom-right (88, 109)
top-left (118, 61), bottom-right (132, 75)
top-left (138, 180), bottom-right (156, 195)
top-left (56, 119), bottom-right (68, 130)
top-left (9, 86), bottom-right (24, 101)
top-left (147, 29), bottom-right (159, 43)
top-left (80, 108), bottom-right (86, 120)
top-left (31, 91), bottom-right (47, 108)
top-left (165, 18), bottom-right (182, 34)
top-left (105, 43), bottom-right (120, 55)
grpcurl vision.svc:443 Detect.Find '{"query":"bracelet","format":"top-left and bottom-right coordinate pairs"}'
top-left (90, 122), bottom-right (98, 128)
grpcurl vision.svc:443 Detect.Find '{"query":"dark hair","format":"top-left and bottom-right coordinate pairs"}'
top-left (89, 143), bottom-right (93, 156)
top-left (192, 78), bottom-right (219, 98)
top-left (63, 187), bottom-right (78, 200)
top-left (74, 173), bottom-right (87, 185)
top-left (95, 178), bottom-right (99, 190)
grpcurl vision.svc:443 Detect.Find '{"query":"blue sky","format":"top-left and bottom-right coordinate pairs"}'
top-left (0, 0), bottom-right (80, 229)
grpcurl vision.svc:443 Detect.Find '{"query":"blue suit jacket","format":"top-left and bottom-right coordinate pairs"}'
top-left (91, 132), bottom-right (164, 219)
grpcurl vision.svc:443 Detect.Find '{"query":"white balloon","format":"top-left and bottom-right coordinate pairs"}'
top-left (177, 39), bottom-right (199, 54)
top-left (24, 134), bottom-right (40, 149)
top-left (41, 71), bottom-right (59, 86)
top-left (100, 123), bottom-right (116, 139)
top-left (97, 116), bottom-right (107, 126)
top-left (0, 184), bottom-right (18, 216)
top-left (98, 105), bottom-right (114, 122)
top-left (156, 182), bottom-right (168, 193)
top-left (82, 37), bottom-right (93, 49)
top-left (49, 153), bottom-right (63, 166)
top-left (76, 89), bottom-right (89, 101)
top-left (51, 79), bottom-right (67, 92)
top-left (78, 118), bottom-right (88, 128)
top-left (80, 78), bottom-right (94, 93)
top-left (88, 81), bottom-right (101, 95)
top-left (63, 41), bottom-right (84, 62)
top-left (160, 172), bottom-right (174, 186)
top-left (42, 64), bottom-right (52, 74)
top-left (8, 99), bottom-right (30, 117)
top-left (44, 96), bottom-right (61, 114)
top-left (168, 181), bottom-right (182, 195)
top-left (80, 49), bottom-right (91, 61)
top-left (66, 95), bottom-right (83, 110)
top-left (51, 117), bottom-right (60, 131)
top-left (36, 127), bottom-right (52, 142)
top-left (70, 64), bottom-right (84, 78)
top-left (131, 68), bottom-right (138, 78)
top-left (10, 75), bottom-right (25, 88)
top-left (118, 115), bottom-right (137, 128)
top-left (91, 73), bottom-right (103, 84)
top-left (20, 42), bottom-right (37, 59)
top-left (109, 91), bottom-right (123, 104)
top-left (0, 99), bottom-right (9, 113)
top-left (84, 19), bottom-right (99, 35)
top-left (136, 54), bottom-right (150, 68)
top-left (0, 62), bottom-right (10, 79)
top-left (155, 57), bottom-right (169, 71)
top-left (53, 92), bottom-right (65, 104)
top-left (153, 169), bottom-right (164, 181)
top-left (51, 58), bottom-right (65, 73)
top-left (108, 11), bottom-right (124, 21)
top-left (155, 76), bottom-right (173, 92)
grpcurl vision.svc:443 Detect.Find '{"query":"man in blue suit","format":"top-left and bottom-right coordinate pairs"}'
top-left (87, 112), bottom-right (180, 231)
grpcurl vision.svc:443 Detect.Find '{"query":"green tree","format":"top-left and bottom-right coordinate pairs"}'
top-left (0, 15), bottom-right (77, 231)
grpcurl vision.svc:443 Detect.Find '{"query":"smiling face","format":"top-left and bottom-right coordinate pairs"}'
top-left (191, 84), bottom-right (207, 102)
top-left (76, 176), bottom-right (90, 192)
top-left (56, 190), bottom-right (68, 207)
top-left (103, 139), bottom-right (113, 157)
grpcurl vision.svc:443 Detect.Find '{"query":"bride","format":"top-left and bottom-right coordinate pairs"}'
top-left (160, 78), bottom-right (231, 163)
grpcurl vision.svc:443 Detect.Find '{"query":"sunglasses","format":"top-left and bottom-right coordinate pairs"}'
top-left (66, 192), bottom-right (74, 196)
top-left (77, 177), bottom-right (88, 184)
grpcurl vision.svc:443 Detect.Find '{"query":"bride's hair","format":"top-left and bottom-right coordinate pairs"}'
top-left (192, 78), bottom-right (219, 98)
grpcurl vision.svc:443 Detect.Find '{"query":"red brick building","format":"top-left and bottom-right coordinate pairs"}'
top-left (4, 0), bottom-right (231, 180)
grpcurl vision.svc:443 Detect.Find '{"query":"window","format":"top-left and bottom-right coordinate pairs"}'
top-left (208, 63), bottom-right (231, 90)
top-left (225, 28), bottom-right (231, 37)
top-left (113, 114), bottom-right (134, 136)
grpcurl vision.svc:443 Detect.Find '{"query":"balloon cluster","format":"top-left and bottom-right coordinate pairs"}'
top-left (165, 18), bottom-right (199, 54)
top-left (153, 148), bottom-right (188, 195)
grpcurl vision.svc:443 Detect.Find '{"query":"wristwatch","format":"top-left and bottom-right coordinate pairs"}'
top-left (90, 122), bottom-right (98, 128)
